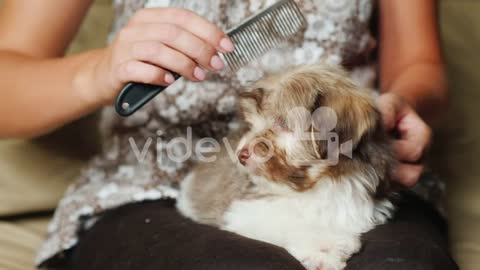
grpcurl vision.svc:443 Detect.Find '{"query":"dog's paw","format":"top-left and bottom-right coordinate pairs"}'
top-left (287, 233), bottom-right (359, 270)
top-left (300, 252), bottom-right (346, 270)
top-left (301, 255), bottom-right (323, 270)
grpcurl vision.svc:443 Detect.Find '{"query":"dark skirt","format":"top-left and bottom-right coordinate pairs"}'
top-left (54, 192), bottom-right (459, 270)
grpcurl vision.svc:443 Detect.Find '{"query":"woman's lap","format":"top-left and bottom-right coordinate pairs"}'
top-left (66, 193), bottom-right (458, 270)
top-left (345, 192), bottom-right (458, 270)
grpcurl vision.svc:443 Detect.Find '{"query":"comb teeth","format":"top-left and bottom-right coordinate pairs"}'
top-left (222, 0), bottom-right (307, 72)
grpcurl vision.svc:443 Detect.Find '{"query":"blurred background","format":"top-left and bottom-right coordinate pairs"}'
top-left (434, 1), bottom-right (480, 269)
top-left (0, 0), bottom-right (479, 269)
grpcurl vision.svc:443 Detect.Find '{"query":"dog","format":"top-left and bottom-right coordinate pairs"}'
top-left (176, 64), bottom-right (395, 270)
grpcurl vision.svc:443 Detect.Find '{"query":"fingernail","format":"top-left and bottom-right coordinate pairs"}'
top-left (194, 67), bottom-right (206, 80)
top-left (165, 73), bottom-right (175, 84)
top-left (210, 55), bottom-right (225, 70)
top-left (219, 38), bottom-right (234, 52)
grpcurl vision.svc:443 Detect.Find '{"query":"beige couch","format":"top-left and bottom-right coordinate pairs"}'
top-left (436, 1), bottom-right (480, 269)
top-left (0, 0), bottom-right (479, 269)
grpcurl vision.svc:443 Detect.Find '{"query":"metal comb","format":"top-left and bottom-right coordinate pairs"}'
top-left (115, 0), bottom-right (307, 116)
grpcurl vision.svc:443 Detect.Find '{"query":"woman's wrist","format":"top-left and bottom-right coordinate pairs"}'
top-left (72, 48), bottom-right (112, 109)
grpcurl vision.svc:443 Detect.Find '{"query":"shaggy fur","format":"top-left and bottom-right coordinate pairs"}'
top-left (177, 64), bottom-right (395, 270)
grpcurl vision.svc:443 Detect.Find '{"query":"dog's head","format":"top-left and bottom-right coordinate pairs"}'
top-left (236, 64), bottom-right (393, 192)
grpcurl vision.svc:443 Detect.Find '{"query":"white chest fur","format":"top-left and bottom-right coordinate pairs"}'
top-left (220, 177), bottom-right (393, 270)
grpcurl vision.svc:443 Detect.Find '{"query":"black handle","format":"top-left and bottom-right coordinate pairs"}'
top-left (115, 73), bottom-right (181, 117)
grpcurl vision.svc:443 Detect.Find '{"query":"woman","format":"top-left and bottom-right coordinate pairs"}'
top-left (0, 0), bottom-right (456, 269)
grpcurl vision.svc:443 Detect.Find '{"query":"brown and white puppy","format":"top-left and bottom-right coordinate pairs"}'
top-left (177, 64), bottom-right (395, 270)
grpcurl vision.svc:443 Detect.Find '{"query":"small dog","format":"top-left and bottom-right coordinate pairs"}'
top-left (177, 64), bottom-right (395, 270)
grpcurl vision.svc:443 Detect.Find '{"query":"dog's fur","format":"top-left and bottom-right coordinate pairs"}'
top-left (176, 64), bottom-right (395, 270)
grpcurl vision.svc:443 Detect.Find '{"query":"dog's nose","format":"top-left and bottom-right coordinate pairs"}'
top-left (238, 148), bottom-right (251, 165)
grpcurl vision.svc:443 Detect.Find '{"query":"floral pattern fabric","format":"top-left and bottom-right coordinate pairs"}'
top-left (37, 0), bottom-right (379, 266)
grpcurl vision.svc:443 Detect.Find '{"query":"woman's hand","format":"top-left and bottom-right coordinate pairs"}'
top-left (377, 93), bottom-right (432, 187)
top-left (84, 8), bottom-right (234, 105)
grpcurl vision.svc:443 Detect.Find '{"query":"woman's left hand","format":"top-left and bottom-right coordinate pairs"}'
top-left (377, 93), bottom-right (432, 187)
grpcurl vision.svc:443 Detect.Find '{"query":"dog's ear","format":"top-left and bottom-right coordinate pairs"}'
top-left (309, 89), bottom-right (380, 148)
top-left (238, 87), bottom-right (265, 119)
top-left (329, 91), bottom-right (380, 147)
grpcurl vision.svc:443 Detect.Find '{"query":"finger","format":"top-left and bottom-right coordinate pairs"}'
top-left (391, 163), bottom-right (424, 187)
top-left (392, 140), bottom-right (425, 163)
top-left (376, 93), bottom-right (398, 131)
top-left (127, 23), bottom-right (224, 71)
top-left (117, 60), bottom-right (175, 87)
top-left (130, 41), bottom-right (206, 81)
top-left (393, 115), bottom-right (431, 163)
top-left (129, 8), bottom-right (234, 53)
top-left (397, 112), bottom-right (432, 147)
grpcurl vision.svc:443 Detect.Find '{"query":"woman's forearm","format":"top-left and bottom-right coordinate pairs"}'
top-left (382, 62), bottom-right (447, 126)
top-left (0, 49), bottom-right (105, 138)
top-left (378, 0), bottom-right (446, 126)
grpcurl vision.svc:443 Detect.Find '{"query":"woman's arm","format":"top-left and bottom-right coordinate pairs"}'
top-left (0, 1), bottom-right (233, 138)
top-left (379, 0), bottom-right (447, 125)
top-left (0, 0), bottom-right (99, 138)
top-left (377, 0), bottom-right (445, 186)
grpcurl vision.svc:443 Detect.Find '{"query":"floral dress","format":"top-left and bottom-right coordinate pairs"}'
top-left (36, 0), bottom-right (416, 266)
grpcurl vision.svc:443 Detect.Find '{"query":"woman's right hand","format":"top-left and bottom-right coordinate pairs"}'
top-left (1, 2), bottom-right (235, 137)
top-left (86, 8), bottom-right (234, 105)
